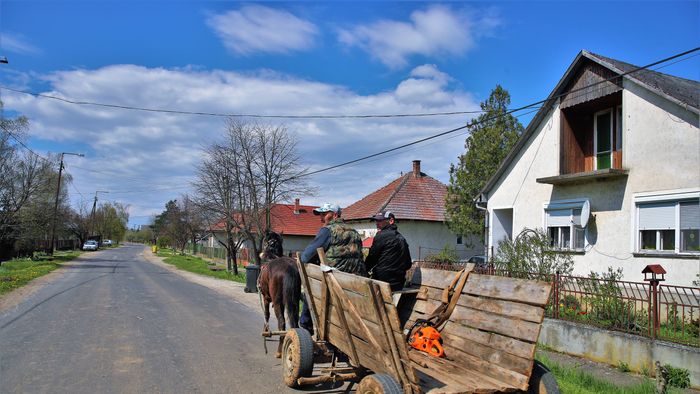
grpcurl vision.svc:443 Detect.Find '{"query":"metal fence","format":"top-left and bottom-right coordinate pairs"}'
top-left (184, 244), bottom-right (250, 265)
top-left (411, 260), bottom-right (700, 347)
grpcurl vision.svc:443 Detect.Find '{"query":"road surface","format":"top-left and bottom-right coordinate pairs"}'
top-left (0, 244), bottom-right (349, 394)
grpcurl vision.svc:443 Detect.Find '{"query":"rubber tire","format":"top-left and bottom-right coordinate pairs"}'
top-left (282, 328), bottom-right (314, 387)
top-left (527, 360), bottom-right (560, 394)
top-left (357, 374), bottom-right (403, 394)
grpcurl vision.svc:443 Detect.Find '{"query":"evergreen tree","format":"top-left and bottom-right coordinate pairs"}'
top-left (446, 85), bottom-right (524, 238)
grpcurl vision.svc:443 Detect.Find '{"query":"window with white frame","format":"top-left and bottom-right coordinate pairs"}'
top-left (636, 196), bottom-right (700, 254)
top-left (545, 203), bottom-right (586, 251)
top-left (594, 109), bottom-right (613, 170)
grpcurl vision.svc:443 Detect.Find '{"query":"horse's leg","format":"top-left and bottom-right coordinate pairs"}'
top-left (273, 302), bottom-right (285, 358)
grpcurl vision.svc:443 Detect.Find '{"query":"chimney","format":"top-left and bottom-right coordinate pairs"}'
top-left (294, 198), bottom-right (300, 214)
top-left (412, 160), bottom-right (422, 178)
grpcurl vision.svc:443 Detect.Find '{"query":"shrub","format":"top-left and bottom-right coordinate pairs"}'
top-left (495, 228), bottom-right (574, 279)
top-left (617, 361), bottom-right (630, 372)
top-left (157, 236), bottom-right (171, 249)
top-left (664, 364), bottom-right (690, 388)
top-left (425, 245), bottom-right (459, 265)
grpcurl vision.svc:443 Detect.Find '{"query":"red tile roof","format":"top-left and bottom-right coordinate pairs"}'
top-left (209, 203), bottom-right (323, 237)
top-left (270, 204), bottom-right (324, 236)
top-left (344, 166), bottom-right (447, 222)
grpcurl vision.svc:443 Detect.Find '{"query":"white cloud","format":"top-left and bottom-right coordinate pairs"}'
top-left (338, 5), bottom-right (500, 69)
top-left (206, 5), bottom-right (318, 55)
top-left (4, 64), bottom-right (478, 225)
top-left (3, 33), bottom-right (41, 55)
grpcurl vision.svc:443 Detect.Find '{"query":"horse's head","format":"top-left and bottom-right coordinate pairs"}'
top-left (262, 230), bottom-right (284, 260)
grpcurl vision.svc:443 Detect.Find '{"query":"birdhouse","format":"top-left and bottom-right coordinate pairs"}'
top-left (642, 264), bottom-right (666, 283)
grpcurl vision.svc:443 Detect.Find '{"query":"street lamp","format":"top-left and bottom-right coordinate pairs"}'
top-left (50, 152), bottom-right (84, 255)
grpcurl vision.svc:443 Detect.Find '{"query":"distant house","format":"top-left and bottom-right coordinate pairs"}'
top-left (344, 160), bottom-right (483, 261)
top-left (477, 50), bottom-right (699, 285)
top-left (205, 199), bottom-right (323, 258)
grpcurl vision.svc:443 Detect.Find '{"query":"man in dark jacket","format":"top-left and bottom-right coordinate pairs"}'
top-left (365, 211), bottom-right (412, 291)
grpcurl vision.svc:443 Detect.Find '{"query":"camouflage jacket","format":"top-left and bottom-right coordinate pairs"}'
top-left (324, 219), bottom-right (367, 276)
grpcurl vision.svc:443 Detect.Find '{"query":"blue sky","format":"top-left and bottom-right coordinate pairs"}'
top-left (1, 1), bottom-right (698, 227)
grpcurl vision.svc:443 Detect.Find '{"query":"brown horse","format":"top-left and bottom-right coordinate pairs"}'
top-left (258, 231), bottom-right (301, 358)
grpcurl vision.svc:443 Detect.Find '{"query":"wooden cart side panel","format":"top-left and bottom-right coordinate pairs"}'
top-left (463, 273), bottom-right (552, 306)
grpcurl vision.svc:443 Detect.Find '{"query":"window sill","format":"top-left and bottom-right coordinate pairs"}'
top-left (551, 249), bottom-right (586, 255)
top-left (633, 252), bottom-right (700, 260)
top-left (536, 168), bottom-right (628, 186)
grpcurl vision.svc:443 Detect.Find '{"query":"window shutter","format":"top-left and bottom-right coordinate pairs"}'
top-left (547, 209), bottom-right (571, 227)
top-left (638, 202), bottom-right (675, 230)
top-left (680, 200), bottom-right (700, 230)
top-left (572, 208), bottom-right (582, 226)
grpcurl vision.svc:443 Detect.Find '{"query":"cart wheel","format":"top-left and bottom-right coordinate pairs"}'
top-left (527, 360), bottom-right (560, 394)
top-left (357, 374), bottom-right (403, 394)
top-left (282, 328), bottom-right (314, 387)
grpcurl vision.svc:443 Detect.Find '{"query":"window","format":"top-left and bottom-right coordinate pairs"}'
top-left (615, 106), bottom-right (623, 151)
top-left (545, 203), bottom-right (586, 251)
top-left (636, 196), bottom-right (700, 254)
top-left (456, 235), bottom-right (463, 245)
top-left (594, 109), bottom-right (613, 170)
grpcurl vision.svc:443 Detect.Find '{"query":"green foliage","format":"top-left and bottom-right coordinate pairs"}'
top-left (582, 267), bottom-right (648, 332)
top-left (536, 353), bottom-right (684, 394)
top-left (495, 228), bottom-right (574, 278)
top-left (664, 364), bottom-right (690, 389)
top-left (446, 85), bottom-right (524, 237)
top-left (618, 361), bottom-right (631, 373)
top-left (156, 248), bottom-right (245, 283)
top-left (425, 245), bottom-right (459, 265)
top-left (156, 236), bottom-right (171, 249)
top-left (0, 251), bottom-right (79, 295)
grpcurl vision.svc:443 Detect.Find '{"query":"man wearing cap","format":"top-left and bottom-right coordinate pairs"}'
top-left (299, 203), bottom-right (366, 333)
top-left (365, 211), bottom-right (412, 291)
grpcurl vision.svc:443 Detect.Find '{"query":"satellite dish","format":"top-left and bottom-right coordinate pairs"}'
top-left (580, 200), bottom-right (591, 228)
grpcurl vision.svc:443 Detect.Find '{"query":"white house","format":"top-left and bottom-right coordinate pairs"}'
top-left (344, 160), bottom-right (483, 261)
top-left (477, 50), bottom-right (699, 285)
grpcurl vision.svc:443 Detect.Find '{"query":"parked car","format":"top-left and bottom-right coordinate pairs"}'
top-left (467, 255), bottom-right (488, 268)
top-left (82, 240), bottom-right (98, 251)
top-left (102, 239), bottom-right (113, 246)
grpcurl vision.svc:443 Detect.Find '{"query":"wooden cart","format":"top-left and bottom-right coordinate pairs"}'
top-left (282, 251), bottom-right (558, 393)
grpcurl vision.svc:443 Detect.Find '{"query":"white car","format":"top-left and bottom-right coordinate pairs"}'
top-left (102, 239), bottom-right (113, 246)
top-left (82, 240), bottom-right (98, 251)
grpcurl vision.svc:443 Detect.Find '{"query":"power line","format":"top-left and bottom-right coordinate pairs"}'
top-left (0, 85), bottom-right (486, 119)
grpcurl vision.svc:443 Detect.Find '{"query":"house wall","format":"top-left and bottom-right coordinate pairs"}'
top-left (281, 235), bottom-right (315, 256)
top-left (349, 220), bottom-right (483, 261)
top-left (486, 81), bottom-right (700, 285)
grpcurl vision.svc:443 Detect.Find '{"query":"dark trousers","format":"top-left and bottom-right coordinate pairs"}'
top-left (300, 296), bottom-right (313, 332)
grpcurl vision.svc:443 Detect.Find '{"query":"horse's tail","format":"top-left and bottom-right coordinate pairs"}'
top-left (284, 264), bottom-right (302, 329)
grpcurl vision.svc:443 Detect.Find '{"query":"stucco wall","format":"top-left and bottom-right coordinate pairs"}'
top-left (539, 318), bottom-right (700, 388)
top-left (486, 81), bottom-right (700, 285)
top-left (349, 220), bottom-right (483, 261)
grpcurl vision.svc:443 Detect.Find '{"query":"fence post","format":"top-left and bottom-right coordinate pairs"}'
top-left (553, 271), bottom-right (560, 319)
top-left (651, 280), bottom-right (660, 338)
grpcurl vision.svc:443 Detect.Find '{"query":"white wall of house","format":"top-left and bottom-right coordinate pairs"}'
top-left (281, 235), bottom-right (315, 256)
top-left (485, 82), bottom-right (700, 285)
top-left (349, 220), bottom-right (483, 261)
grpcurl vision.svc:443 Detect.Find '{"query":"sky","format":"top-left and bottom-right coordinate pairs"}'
top-left (1, 1), bottom-right (698, 228)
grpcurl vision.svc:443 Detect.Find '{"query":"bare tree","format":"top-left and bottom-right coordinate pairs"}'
top-left (192, 119), bottom-right (310, 274)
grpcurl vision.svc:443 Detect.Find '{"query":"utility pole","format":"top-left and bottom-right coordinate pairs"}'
top-left (90, 190), bottom-right (109, 239)
top-left (50, 152), bottom-right (84, 255)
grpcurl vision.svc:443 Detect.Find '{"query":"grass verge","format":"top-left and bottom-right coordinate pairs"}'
top-left (536, 353), bottom-right (685, 394)
top-left (0, 251), bottom-right (80, 296)
top-left (156, 249), bottom-right (246, 283)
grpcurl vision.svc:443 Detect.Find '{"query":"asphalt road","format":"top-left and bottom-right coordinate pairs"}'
top-left (0, 244), bottom-right (347, 394)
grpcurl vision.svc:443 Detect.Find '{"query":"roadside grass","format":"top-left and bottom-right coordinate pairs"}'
top-left (156, 249), bottom-right (246, 283)
top-left (536, 353), bottom-right (685, 394)
top-left (0, 251), bottom-right (81, 296)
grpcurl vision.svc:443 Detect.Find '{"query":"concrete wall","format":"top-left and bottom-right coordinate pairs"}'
top-left (349, 220), bottom-right (483, 261)
top-left (485, 80), bottom-right (700, 285)
top-left (539, 318), bottom-right (700, 388)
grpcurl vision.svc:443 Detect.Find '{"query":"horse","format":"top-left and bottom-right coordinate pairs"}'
top-left (258, 230), bottom-right (302, 358)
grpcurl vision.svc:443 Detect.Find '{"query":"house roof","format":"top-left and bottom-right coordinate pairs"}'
top-left (343, 162), bottom-right (447, 222)
top-left (478, 50), bottom-right (700, 199)
top-left (209, 203), bottom-right (323, 237)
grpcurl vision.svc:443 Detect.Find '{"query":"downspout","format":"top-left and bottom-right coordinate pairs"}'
top-left (474, 194), bottom-right (489, 260)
